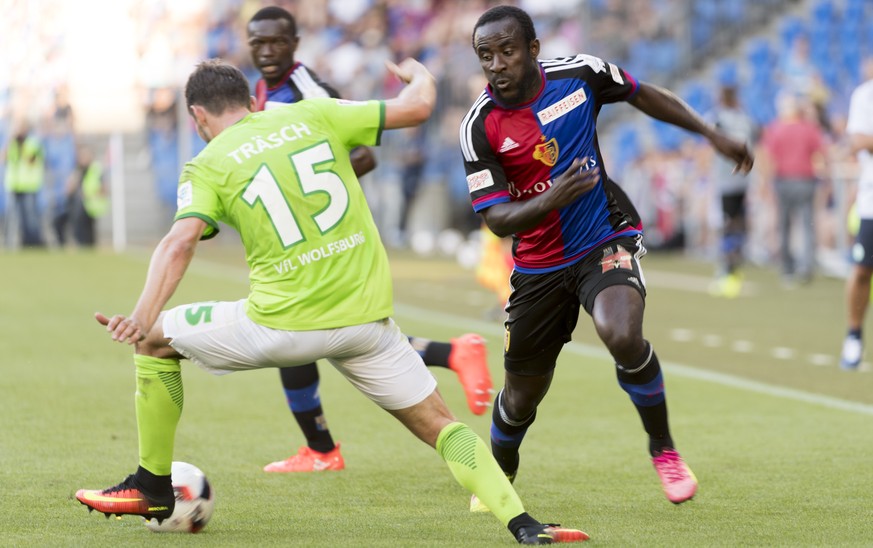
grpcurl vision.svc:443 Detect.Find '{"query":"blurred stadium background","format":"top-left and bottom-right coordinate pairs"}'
top-left (0, 0), bottom-right (869, 269)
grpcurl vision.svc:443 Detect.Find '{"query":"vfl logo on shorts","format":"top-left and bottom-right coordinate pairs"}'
top-left (504, 324), bottom-right (511, 353)
top-left (600, 245), bottom-right (633, 273)
top-left (185, 304), bottom-right (214, 326)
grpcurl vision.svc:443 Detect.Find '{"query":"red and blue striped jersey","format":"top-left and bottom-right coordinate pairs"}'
top-left (459, 54), bottom-right (641, 274)
top-left (255, 62), bottom-right (339, 111)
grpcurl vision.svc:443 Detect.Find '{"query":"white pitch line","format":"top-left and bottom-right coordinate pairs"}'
top-left (809, 354), bottom-right (835, 367)
top-left (669, 328), bottom-right (695, 342)
top-left (701, 334), bottom-right (723, 348)
top-left (732, 340), bottom-right (754, 353)
top-left (771, 347), bottom-right (796, 360)
top-left (393, 302), bottom-right (873, 417)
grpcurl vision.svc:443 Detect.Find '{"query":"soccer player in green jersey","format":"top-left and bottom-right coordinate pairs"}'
top-left (246, 6), bottom-right (493, 474)
top-left (75, 58), bottom-right (588, 544)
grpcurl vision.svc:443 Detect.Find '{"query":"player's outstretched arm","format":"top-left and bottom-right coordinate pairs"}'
top-left (383, 58), bottom-right (436, 129)
top-left (95, 217), bottom-right (206, 344)
top-left (629, 82), bottom-right (754, 174)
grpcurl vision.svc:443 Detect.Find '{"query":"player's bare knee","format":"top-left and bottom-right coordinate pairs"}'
top-left (599, 326), bottom-right (642, 362)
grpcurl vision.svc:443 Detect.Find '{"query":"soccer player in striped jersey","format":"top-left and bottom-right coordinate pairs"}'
top-left (247, 6), bottom-right (492, 474)
top-left (460, 6), bottom-right (753, 508)
top-left (76, 58), bottom-right (588, 544)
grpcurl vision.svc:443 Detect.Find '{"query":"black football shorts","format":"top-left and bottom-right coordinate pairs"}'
top-left (503, 235), bottom-right (647, 376)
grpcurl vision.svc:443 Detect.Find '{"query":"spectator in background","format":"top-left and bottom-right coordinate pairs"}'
top-left (840, 57), bottom-right (873, 370)
top-left (778, 34), bottom-right (818, 99)
top-left (43, 86), bottom-right (77, 244)
top-left (778, 33), bottom-right (832, 133)
top-left (760, 93), bottom-right (828, 286)
top-left (53, 144), bottom-right (107, 248)
top-left (708, 83), bottom-right (758, 298)
top-left (145, 87), bottom-right (181, 208)
top-left (3, 123), bottom-right (46, 248)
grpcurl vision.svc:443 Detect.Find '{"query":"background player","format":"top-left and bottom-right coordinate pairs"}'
top-left (707, 82), bottom-right (758, 298)
top-left (841, 57), bottom-right (873, 370)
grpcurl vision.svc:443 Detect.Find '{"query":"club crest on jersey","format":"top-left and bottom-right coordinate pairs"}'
top-left (600, 245), bottom-right (633, 273)
top-left (533, 137), bottom-right (559, 167)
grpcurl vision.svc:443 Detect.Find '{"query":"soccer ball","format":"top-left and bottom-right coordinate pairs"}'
top-left (144, 461), bottom-right (215, 533)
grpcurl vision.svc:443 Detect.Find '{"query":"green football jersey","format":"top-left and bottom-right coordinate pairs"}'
top-left (174, 98), bottom-right (392, 331)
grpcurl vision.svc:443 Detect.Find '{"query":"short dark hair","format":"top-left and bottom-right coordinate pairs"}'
top-left (185, 59), bottom-right (251, 115)
top-left (249, 6), bottom-right (297, 37)
top-left (472, 5), bottom-right (537, 47)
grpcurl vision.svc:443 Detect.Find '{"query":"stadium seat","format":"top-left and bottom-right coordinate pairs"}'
top-left (867, 26), bottom-right (873, 55)
top-left (651, 119), bottom-right (686, 152)
top-left (682, 82), bottom-right (713, 114)
top-left (819, 61), bottom-right (840, 90)
top-left (652, 40), bottom-right (681, 74)
top-left (843, 48), bottom-right (862, 87)
top-left (627, 39), bottom-right (653, 82)
top-left (746, 39), bottom-right (772, 66)
top-left (808, 26), bottom-right (833, 56)
top-left (613, 123), bottom-right (641, 171)
top-left (716, 61), bottom-right (739, 87)
top-left (719, 0), bottom-right (746, 23)
top-left (811, 0), bottom-right (835, 23)
top-left (779, 16), bottom-right (805, 48)
top-left (690, 20), bottom-right (713, 50)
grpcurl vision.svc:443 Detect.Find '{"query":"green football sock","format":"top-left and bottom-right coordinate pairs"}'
top-left (436, 422), bottom-right (525, 526)
top-left (134, 354), bottom-right (183, 476)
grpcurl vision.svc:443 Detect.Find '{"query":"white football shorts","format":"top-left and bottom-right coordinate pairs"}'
top-left (162, 299), bottom-right (437, 410)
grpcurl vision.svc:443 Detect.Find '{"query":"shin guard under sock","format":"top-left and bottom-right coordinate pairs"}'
top-left (616, 342), bottom-right (674, 455)
top-left (280, 363), bottom-right (334, 453)
top-left (134, 354), bottom-right (182, 476)
top-left (436, 422), bottom-right (525, 526)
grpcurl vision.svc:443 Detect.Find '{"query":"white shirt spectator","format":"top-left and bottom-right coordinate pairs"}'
top-left (847, 78), bottom-right (873, 218)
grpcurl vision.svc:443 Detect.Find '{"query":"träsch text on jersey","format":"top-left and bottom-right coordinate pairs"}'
top-left (227, 123), bottom-right (313, 164)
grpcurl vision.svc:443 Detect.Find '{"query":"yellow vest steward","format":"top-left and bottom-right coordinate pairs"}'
top-left (5, 137), bottom-right (45, 193)
top-left (82, 162), bottom-right (108, 218)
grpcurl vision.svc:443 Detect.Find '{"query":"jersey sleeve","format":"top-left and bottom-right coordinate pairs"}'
top-left (304, 66), bottom-right (342, 99)
top-left (311, 97), bottom-right (384, 149)
top-left (568, 54), bottom-right (639, 104)
top-left (173, 162), bottom-right (222, 240)
top-left (459, 108), bottom-right (511, 213)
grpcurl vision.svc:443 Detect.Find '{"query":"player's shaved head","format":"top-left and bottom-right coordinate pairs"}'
top-left (472, 5), bottom-right (536, 47)
top-left (249, 6), bottom-right (297, 37)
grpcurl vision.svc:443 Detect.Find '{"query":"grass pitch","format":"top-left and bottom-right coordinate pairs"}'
top-left (2, 243), bottom-right (871, 546)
